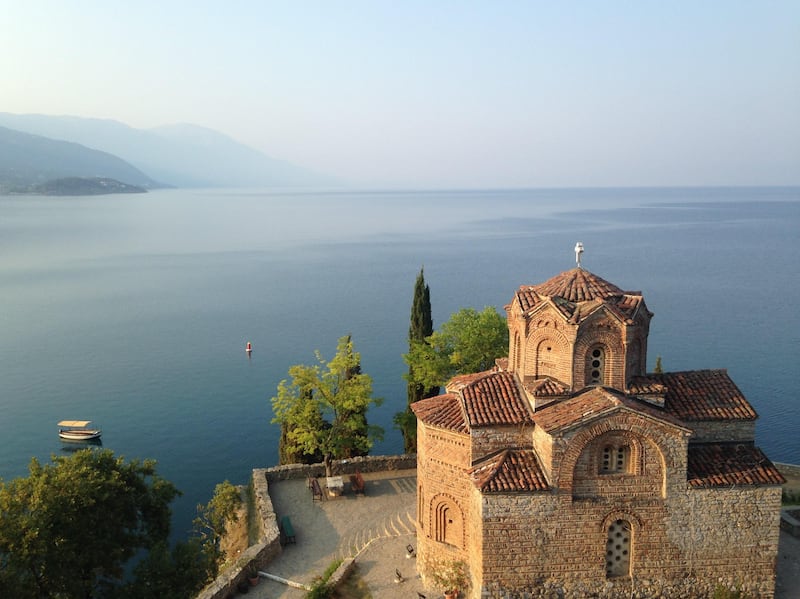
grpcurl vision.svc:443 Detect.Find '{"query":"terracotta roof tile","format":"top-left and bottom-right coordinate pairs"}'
top-left (687, 444), bottom-right (786, 487)
top-left (470, 449), bottom-right (549, 492)
top-left (460, 370), bottom-right (534, 426)
top-left (634, 370), bottom-right (757, 421)
top-left (628, 378), bottom-right (667, 395)
top-left (533, 268), bottom-right (625, 303)
top-left (525, 377), bottom-right (571, 397)
top-left (411, 393), bottom-right (469, 434)
top-left (532, 387), bottom-right (687, 433)
top-left (533, 388), bottom-right (621, 432)
top-left (448, 371), bottom-right (493, 392)
top-left (512, 268), bottom-right (648, 324)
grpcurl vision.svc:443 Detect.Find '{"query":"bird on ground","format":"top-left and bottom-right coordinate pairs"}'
top-left (394, 568), bottom-right (404, 583)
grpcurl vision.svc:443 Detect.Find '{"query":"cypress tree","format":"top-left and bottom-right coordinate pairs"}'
top-left (409, 267), bottom-right (433, 347)
top-left (397, 267), bottom-right (437, 453)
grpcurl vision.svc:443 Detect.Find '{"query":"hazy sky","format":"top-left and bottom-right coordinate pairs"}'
top-left (2, 1), bottom-right (798, 188)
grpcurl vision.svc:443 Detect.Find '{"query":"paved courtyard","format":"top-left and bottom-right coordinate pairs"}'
top-left (248, 469), bottom-right (431, 598)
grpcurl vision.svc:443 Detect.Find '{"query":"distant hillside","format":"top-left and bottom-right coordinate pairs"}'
top-left (0, 126), bottom-right (161, 192)
top-left (0, 113), bottom-right (338, 188)
top-left (28, 177), bottom-right (146, 196)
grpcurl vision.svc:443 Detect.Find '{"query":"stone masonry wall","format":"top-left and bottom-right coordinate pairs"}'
top-left (471, 425), bottom-right (533, 461)
top-left (665, 485), bottom-right (782, 598)
top-left (476, 483), bottom-right (782, 599)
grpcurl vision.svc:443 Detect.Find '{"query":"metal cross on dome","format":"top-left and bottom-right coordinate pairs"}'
top-left (575, 242), bottom-right (585, 269)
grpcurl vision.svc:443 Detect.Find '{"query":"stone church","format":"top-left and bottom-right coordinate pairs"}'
top-left (412, 247), bottom-right (784, 598)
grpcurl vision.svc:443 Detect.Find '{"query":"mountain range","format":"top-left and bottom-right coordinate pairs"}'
top-left (0, 113), bottom-right (337, 191)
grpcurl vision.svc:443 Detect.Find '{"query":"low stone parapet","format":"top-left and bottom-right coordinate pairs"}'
top-left (195, 468), bottom-right (281, 599)
top-left (263, 454), bottom-right (416, 482)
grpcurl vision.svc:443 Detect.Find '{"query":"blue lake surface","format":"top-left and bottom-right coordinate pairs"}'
top-left (1, 186), bottom-right (798, 538)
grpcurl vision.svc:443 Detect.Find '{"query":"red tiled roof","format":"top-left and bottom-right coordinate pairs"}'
top-left (634, 370), bottom-right (757, 421)
top-left (448, 371), bottom-right (493, 392)
top-left (512, 268), bottom-right (648, 324)
top-left (533, 387), bottom-right (624, 432)
top-left (411, 393), bottom-right (469, 434)
top-left (628, 378), bottom-right (667, 395)
top-left (533, 268), bottom-right (625, 302)
top-left (470, 449), bottom-right (549, 492)
top-left (687, 444), bottom-right (786, 487)
top-left (532, 387), bottom-right (688, 433)
top-left (460, 370), bottom-right (534, 427)
top-left (525, 377), bottom-right (571, 397)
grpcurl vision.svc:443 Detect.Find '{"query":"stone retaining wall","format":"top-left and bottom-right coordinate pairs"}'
top-left (775, 462), bottom-right (800, 479)
top-left (262, 453), bottom-right (416, 482)
top-left (195, 468), bottom-right (282, 599)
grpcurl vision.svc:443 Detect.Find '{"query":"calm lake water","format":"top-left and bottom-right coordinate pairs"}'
top-left (1, 186), bottom-right (798, 537)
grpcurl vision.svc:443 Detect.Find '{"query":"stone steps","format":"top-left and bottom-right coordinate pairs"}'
top-left (338, 509), bottom-right (416, 559)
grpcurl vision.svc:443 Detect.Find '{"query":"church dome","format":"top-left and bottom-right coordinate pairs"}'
top-left (531, 268), bottom-right (625, 303)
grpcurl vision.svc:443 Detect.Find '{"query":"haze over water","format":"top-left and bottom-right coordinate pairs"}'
top-left (1, 186), bottom-right (797, 537)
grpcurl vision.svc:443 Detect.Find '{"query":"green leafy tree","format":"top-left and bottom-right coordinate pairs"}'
top-left (117, 538), bottom-right (217, 599)
top-left (396, 267), bottom-right (437, 453)
top-left (279, 418), bottom-right (325, 465)
top-left (193, 480), bottom-right (242, 549)
top-left (405, 306), bottom-right (508, 390)
top-left (121, 480), bottom-right (242, 598)
top-left (0, 449), bottom-right (180, 599)
top-left (271, 335), bottom-right (383, 476)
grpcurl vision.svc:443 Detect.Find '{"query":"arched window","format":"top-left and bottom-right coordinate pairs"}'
top-left (600, 444), bottom-right (630, 474)
top-left (586, 346), bottom-right (605, 385)
top-left (433, 497), bottom-right (463, 548)
top-left (536, 339), bottom-right (557, 378)
top-left (605, 519), bottom-right (632, 577)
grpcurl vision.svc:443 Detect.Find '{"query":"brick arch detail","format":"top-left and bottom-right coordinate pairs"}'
top-left (556, 414), bottom-right (671, 497)
top-left (429, 493), bottom-right (465, 549)
top-left (600, 509), bottom-right (643, 534)
top-left (590, 430), bottom-right (645, 475)
top-left (525, 327), bottom-right (571, 382)
top-left (511, 330), bottom-right (521, 371)
top-left (601, 510), bottom-right (641, 578)
top-left (574, 319), bottom-right (625, 389)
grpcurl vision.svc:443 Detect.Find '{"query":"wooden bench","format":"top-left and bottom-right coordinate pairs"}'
top-left (310, 477), bottom-right (324, 502)
top-left (349, 469), bottom-right (366, 495)
top-left (280, 515), bottom-right (296, 545)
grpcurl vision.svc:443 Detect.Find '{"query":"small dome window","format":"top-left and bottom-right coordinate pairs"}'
top-left (586, 346), bottom-right (606, 385)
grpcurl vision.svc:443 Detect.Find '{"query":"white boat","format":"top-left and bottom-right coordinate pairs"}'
top-left (58, 420), bottom-right (102, 441)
